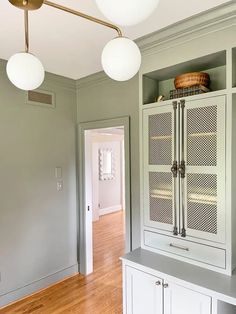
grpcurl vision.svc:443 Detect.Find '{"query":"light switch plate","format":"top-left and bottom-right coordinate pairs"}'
top-left (57, 180), bottom-right (63, 191)
top-left (55, 167), bottom-right (62, 178)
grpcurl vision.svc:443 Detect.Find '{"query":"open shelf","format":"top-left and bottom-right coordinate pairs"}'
top-left (188, 191), bottom-right (217, 205)
top-left (188, 199), bottom-right (217, 206)
top-left (150, 189), bottom-right (172, 200)
top-left (150, 135), bottom-right (172, 140)
top-left (143, 51), bottom-right (226, 105)
top-left (188, 132), bottom-right (216, 138)
top-left (150, 195), bottom-right (172, 200)
top-left (217, 300), bottom-right (236, 314)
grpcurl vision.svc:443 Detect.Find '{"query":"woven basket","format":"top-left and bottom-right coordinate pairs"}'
top-left (174, 72), bottom-right (210, 89)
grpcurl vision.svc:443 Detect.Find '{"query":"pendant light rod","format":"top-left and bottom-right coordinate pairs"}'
top-left (43, 0), bottom-right (123, 37)
top-left (24, 9), bottom-right (29, 52)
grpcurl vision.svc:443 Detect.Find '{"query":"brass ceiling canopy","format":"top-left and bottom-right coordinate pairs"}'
top-left (8, 0), bottom-right (44, 10)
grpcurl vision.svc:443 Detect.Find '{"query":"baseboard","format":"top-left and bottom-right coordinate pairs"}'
top-left (0, 263), bottom-right (78, 308)
top-left (99, 205), bottom-right (122, 216)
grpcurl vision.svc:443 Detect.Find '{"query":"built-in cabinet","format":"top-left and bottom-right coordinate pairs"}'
top-left (142, 95), bottom-right (226, 270)
top-left (122, 249), bottom-right (236, 314)
top-left (126, 265), bottom-right (211, 314)
top-left (122, 4), bottom-right (236, 314)
top-left (140, 45), bottom-right (236, 274)
top-left (143, 95), bottom-right (226, 241)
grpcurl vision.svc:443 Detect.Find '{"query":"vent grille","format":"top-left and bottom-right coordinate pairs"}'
top-left (187, 105), bottom-right (217, 166)
top-left (27, 90), bottom-right (55, 107)
top-left (149, 112), bottom-right (172, 165)
top-left (149, 172), bottom-right (173, 225)
top-left (187, 173), bottom-right (217, 234)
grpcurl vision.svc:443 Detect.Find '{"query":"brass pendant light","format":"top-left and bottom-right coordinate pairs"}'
top-left (7, 0), bottom-right (142, 89)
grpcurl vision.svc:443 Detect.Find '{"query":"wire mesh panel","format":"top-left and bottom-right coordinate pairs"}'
top-left (187, 105), bottom-right (217, 166)
top-left (149, 172), bottom-right (173, 225)
top-left (184, 96), bottom-right (225, 244)
top-left (187, 173), bottom-right (217, 234)
top-left (149, 113), bottom-right (172, 165)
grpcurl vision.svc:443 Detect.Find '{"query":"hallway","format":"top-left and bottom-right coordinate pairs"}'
top-left (1, 211), bottom-right (125, 314)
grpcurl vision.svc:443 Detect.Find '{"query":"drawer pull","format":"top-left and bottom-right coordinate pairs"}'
top-left (163, 283), bottom-right (169, 288)
top-left (169, 243), bottom-right (189, 251)
top-left (155, 281), bottom-right (161, 286)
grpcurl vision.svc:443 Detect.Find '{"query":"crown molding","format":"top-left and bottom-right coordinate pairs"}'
top-left (44, 72), bottom-right (76, 91)
top-left (77, 1), bottom-right (236, 89)
top-left (76, 71), bottom-right (110, 90)
top-left (136, 1), bottom-right (236, 53)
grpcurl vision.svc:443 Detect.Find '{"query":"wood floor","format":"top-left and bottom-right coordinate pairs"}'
top-left (0, 211), bottom-right (125, 314)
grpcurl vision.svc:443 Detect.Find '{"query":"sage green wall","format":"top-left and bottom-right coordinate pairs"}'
top-left (76, 73), bottom-right (140, 249)
top-left (0, 61), bottom-right (140, 306)
top-left (0, 60), bottom-right (78, 306)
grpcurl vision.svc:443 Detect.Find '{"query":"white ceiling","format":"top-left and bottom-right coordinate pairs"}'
top-left (0, 0), bottom-right (231, 79)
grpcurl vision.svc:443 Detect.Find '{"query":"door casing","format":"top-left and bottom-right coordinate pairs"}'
top-left (78, 116), bottom-right (131, 275)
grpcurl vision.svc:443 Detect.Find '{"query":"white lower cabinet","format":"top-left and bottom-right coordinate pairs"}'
top-left (126, 266), bottom-right (163, 314)
top-left (125, 266), bottom-right (211, 314)
top-left (164, 282), bottom-right (211, 314)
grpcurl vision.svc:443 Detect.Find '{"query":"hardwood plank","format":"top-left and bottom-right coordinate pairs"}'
top-left (0, 211), bottom-right (125, 314)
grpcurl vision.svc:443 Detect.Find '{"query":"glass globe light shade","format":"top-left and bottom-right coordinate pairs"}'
top-left (7, 52), bottom-right (45, 91)
top-left (102, 37), bottom-right (141, 81)
top-left (95, 0), bottom-right (160, 26)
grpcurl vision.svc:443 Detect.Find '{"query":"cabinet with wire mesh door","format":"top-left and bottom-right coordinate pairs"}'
top-left (142, 95), bottom-right (226, 268)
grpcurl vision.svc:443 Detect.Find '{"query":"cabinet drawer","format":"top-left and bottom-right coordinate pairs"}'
top-left (144, 230), bottom-right (226, 269)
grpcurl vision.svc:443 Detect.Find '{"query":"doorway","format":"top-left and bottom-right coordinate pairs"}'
top-left (78, 117), bottom-right (131, 275)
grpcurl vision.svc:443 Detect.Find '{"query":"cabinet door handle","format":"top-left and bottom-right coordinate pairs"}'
top-left (179, 99), bottom-right (186, 238)
top-left (155, 280), bottom-right (161, 286)
top-left (169, 243), bottom-right (189, 251)
top-left (172, 101), bottom-right (178, 236)
top-left (163, 283), bottom-right (169, 288)
top-left (172, 100), bottom-right (178, 178)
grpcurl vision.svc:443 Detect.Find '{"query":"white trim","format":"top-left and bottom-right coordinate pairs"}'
top-left (78, 117), bottom-right (131, 275)
top-left (0, 264), bottom-right (78, 308)
top-left (99, 205), bottom-right (123, 216)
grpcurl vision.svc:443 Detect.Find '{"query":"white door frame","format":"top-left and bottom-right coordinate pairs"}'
top-left (78, 116), bottom-right (131, 275)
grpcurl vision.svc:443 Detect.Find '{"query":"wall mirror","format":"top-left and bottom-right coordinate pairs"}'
top-left (99, 148), bottom-right (115, 180)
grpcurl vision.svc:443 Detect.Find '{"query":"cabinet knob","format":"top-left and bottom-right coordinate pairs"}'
top-left (163, 283), bottom-right (169, 288)
top-left (155, 281), bottom-right (161, 286)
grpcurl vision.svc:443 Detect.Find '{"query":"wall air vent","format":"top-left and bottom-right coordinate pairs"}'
top-left (26, 90), bottom-right (55, 108)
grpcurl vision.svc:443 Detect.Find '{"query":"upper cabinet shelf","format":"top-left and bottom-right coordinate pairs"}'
top-left (143, 50), bottom-right (226, 105)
